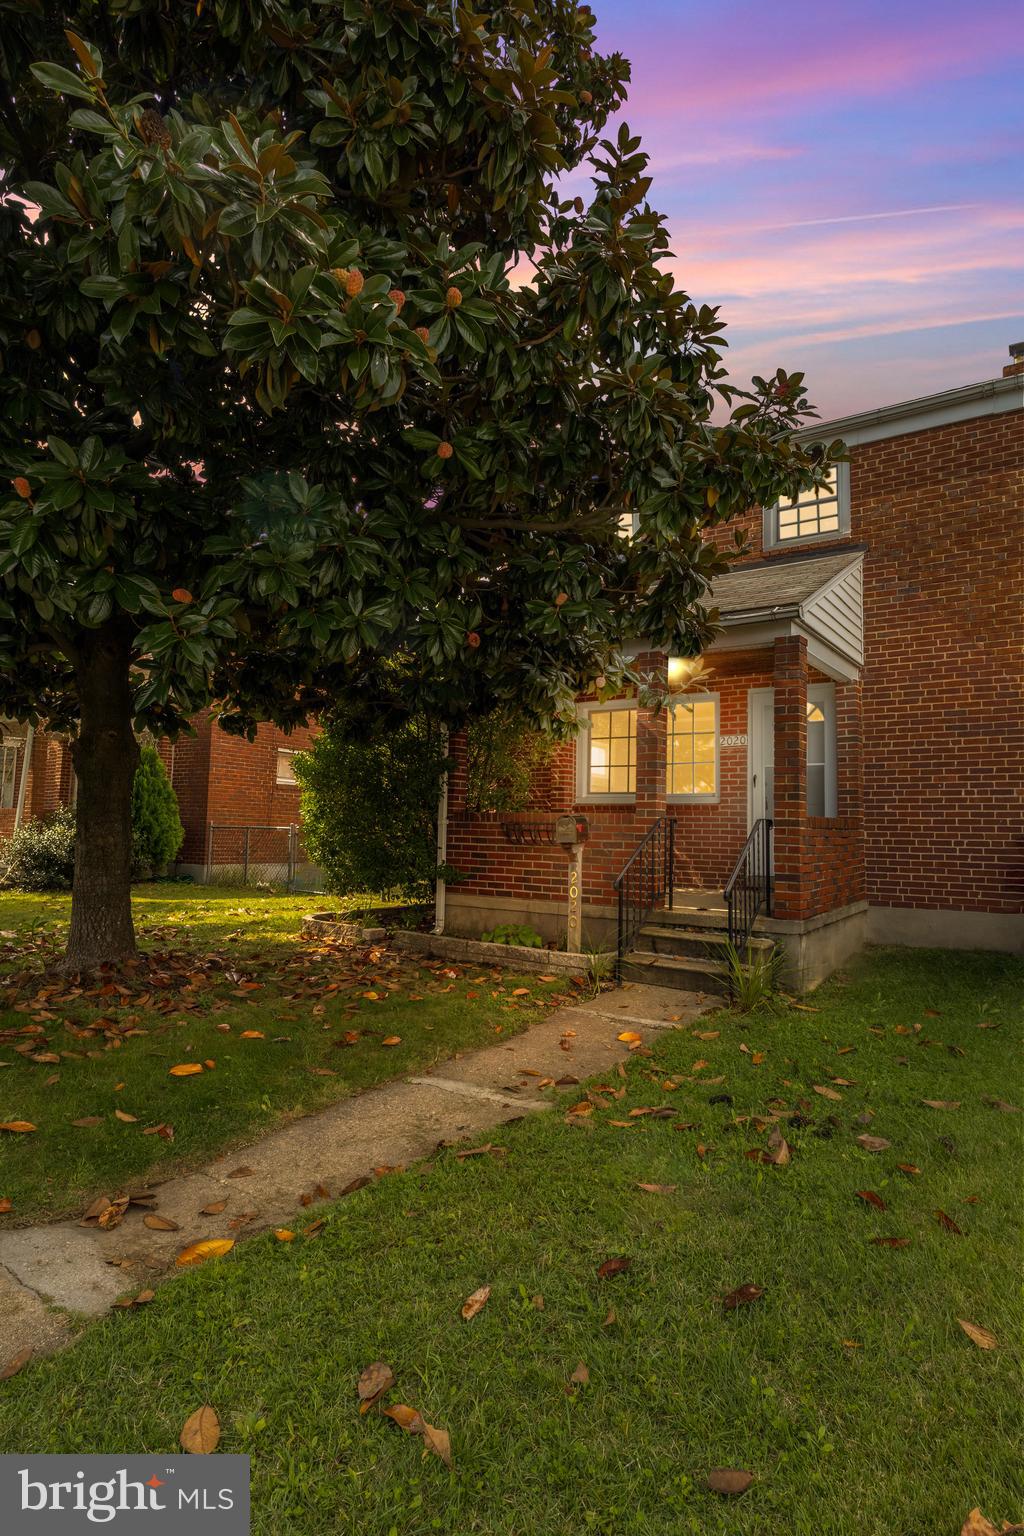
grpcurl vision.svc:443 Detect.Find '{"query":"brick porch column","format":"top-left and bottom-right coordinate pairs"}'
top-left (772, 635), bottom-right (808, 919)
top-left (635, 658), bottom-right (667, 827)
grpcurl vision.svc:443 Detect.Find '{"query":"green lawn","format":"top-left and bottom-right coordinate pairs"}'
top-left (0, 886), bottom-right (573, 1221)
top-left (1, 945), bottom-right (1021, 1534)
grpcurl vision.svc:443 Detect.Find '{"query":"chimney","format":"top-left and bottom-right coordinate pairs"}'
top-left (1004, 341), bottom-right (1024, 378)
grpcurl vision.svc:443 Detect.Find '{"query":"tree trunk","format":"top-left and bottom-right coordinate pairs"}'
top-left (64, 625), bottom-right (140, 972)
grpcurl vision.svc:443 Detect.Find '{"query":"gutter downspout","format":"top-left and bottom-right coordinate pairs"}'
top-left (433, 729), bottom-right (449, 935)
top-left (13, 723), bottom-right (35, 830)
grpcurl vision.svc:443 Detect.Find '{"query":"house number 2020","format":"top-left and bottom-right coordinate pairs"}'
top-left (720, 734), bottom-right (748, 748)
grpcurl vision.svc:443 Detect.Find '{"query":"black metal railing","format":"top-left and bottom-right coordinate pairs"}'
top-left (724, 818), bottom-right (773, 949)
top-left (613, 816), bottom-right (675, 968)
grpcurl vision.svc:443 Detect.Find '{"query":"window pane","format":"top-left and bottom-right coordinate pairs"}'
top-left (672, 765), bottom-right (693, 795)
top-left (610, 709), bottom-right (631, 737)
top-left (807, 763), bottom-right (825, 816)
top-left (609, 737), bottom-right (630, 766)
top-left (693, 732), bottom-right (716, 762)
top-left (587, 709), bottom-right (635, 794)
top-left (693, 701), bottom-right (716, 731)
top-left (590, 764), bottom-right (609, 794)
top-left (609, 765), bottom-right (630, 794)
top-left (666, 696), bottom-right (717, 795)
top-left (695, 766), bottom-right (715, 795)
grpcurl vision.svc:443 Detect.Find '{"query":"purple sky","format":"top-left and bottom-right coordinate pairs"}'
top-left (585, 0), bottom-right (1024, 420)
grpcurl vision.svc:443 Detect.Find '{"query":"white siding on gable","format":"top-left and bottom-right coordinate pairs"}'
top-left (803, 558), bottom-right (863, 667)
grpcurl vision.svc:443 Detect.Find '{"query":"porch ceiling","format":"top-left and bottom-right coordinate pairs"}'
top-left (707, 548), bottom-right (864, 682)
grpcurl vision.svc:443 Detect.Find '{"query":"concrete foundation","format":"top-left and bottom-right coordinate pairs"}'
top-left (866, 905), bottom-right (1023, 954)
top-left (444, 891), bottom-right (618, 952)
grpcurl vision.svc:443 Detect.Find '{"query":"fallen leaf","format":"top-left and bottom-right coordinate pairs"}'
top-left (693, 1030), bottom-right (719, 1041)
top-left (635, 1182), bottom-right (677, 1195)
top-left (960, 1510), bottom-right (1001, 1536)
top-left (303, 1218), bottom-right (326, 1238)
top-left (143, 1214), bottom-right (180, 1231)
top-left (935, 1209), bottom-right (964, 1235)
top-left (71, 1116), bottom-right (103, 1128)
top-left (602, 1308), bottom-right (617, 1327)
top-left (617, 1031), bottom-right (642, 1044)
top-left (200, 1200), bottom-right (227, 1215)
top-left (567, 1361), bottom-right (590, 1391)
top-left (175, 1238), bottom-right (234, 1267)
top-left (226, 1166), bottom-right (255, 1178)
top-left (922, 1099), bottom-right (960, 1110)
top-left (461, 1284), bottom-right (491, 1320)
top-left (113, 1109), bottom-right (137, 1123)
top-left (169, 1063), bottom-right (203, 1077)
top-left (707, 1468), bottom-right (754, 1495)
top-left (855, 1190), bottom-right (887, 1211)
top-left (597, 1255), bottom-right (632, 1279)
top-left (765, 1127), bottom-right (791, 1165)
top-left (870, 1236), bottom-right (910, 1248)
top-left (239, 1030), bottom-right (265, 1040)
top-left (856, 1135), bottom-right (891, 1152)
top-left (381, 1036), bottom-right (401, 1047)
top-left (180, 1405), bottom-right (220, 1454)
top-left (957, 1319), bottom-right (997, 1350)
top-left (382, 1403), bottom-right (420, 1430)
top-left (0, 1198), bottom-right (11, 1214)
top-left (274, 1228), bottom-right (295, 1242)
top-left (813, 1084), bottom-right (842, 1101)
top-left (984, 1098), bottom-right (1021, 1114)
top-left (420, 1419), bottom-right (453, 1468)
top-left (723, 1283), bottom-right (764, 1310)
top-left (0, 1121), bottom-right (36, 1133)
top-left (357, 1361), bottom-right (395, 1413)
top-left (0, 1347), bottom-right (32, 1381)
top-left (897, 1163), bottom-right (921, 1176)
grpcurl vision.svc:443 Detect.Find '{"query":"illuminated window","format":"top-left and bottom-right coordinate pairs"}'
top-left (582, 706), bottom-right (637, 797)
top-left (766, 462), bottom-right (850, 547)
top-left (276, 749), bottom-right (297, 786)
top-left (666, 695), bottom-right (718, 800)
top-left (806, 685), bottom-right (836, 816)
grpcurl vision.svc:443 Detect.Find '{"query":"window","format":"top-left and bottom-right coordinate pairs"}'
top-left (765, 461), bottom-right (850, 548)
top-left (0, 739), bottom-right (19, 809)
top-left (579, 704), bottom-right (637, 798)
top-left (276, 748), bottom-right (298, 786)
top-left (666, 695), bottom-right (719, 800)
top-left (806, 684), bottom-right (837, 816)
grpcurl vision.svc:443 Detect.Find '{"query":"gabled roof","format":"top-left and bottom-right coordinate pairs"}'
top-left (706, 547), bottom-right (865, 680)
top-left (711, 549), bottom-right (862, 619)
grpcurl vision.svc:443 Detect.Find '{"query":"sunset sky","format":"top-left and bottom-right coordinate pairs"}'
top-left (586, 0), bottom-right (1024, 420)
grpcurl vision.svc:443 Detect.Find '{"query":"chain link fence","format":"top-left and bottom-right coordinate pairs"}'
top-left (204, 824), bottom-right (324, 892)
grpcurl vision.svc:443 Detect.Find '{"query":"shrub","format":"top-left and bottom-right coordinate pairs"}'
top-left (721, 941), bottom-right (786, 1011)
top-left (131, 746), bottom-right (184, 877)
top-left (480, 923), bottom-right (544, 948)
top-left (294, 716), bottom-right (453, 900)
top-left (0, 805), bottom-right (77, 891)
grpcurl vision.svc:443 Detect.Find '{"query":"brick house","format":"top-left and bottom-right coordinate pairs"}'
top-left (438, 348), bottom-right (1024, 987)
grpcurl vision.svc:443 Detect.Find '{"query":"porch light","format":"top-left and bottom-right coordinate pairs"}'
top-left (667, 656), bottom-right (699, 689)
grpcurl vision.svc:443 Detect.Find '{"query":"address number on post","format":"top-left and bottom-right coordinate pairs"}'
top-left (720, 734), bottom-right (748, 748)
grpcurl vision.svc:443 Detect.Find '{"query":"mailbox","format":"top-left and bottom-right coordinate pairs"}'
top-left (554, 814), bottom-right (589, 846)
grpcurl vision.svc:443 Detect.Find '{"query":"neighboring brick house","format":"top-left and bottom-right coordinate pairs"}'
top-left (1, 712), bottom-right (318, 885)
top-left (439, 348), bottom-right (1024, 985)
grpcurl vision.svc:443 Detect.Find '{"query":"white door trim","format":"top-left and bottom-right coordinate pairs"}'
top-left (747, 687), bottom-right (774, 832)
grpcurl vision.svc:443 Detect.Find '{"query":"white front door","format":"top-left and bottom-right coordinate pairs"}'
top-left (748, 688), bottom-right (775, 827)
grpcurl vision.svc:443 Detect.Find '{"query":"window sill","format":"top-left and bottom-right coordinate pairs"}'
top-left (667, 795), bottom-right (720, 806)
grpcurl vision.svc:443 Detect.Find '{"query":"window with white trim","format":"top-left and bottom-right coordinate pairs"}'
top-left (806, 683), bottom-right (837, 817)
top-left (765, 462), bottom-right (850, 548)
top-left (0, 739), bottom-right (19, 809)
top-left (276, 748), bottom-right (298, 786)
top-left (579, 703), bottom-right (637, 799)
top-left (666, 695), bottom-right (719, 800)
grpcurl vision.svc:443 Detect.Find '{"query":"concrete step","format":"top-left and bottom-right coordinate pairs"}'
top-left (661, 903), bottom-right (772, 935)
top-left (619, 949), bottom-right (731, 996)
top-left (638, 924), bottom-right (775, 961)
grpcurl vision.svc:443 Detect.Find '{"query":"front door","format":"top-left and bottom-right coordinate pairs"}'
top-left (748, 688), bottom-right (775, 828)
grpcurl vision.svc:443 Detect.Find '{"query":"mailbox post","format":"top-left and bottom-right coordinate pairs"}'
top-left (553, 815), bottom-right (589, 954)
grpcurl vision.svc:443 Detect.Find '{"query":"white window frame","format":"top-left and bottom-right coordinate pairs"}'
top-left (0, 739), bottom-right (20, 810)
top-left (666, 693), bottom-right (720, 804)
top-left (807, 682), bottom-right (837, 818)
top-left (575, 699), bottom-right (638, 803)
top-left (275, 748), bottom-right (298, 786)
top-left (764, 460), bottom-right (850, 550)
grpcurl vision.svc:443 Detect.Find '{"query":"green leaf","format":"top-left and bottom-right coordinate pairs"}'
top-left (30, 62), bottom-right (96, 101)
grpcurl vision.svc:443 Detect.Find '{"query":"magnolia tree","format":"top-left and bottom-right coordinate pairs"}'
top-left (0, 1), bottom-right (834, 970)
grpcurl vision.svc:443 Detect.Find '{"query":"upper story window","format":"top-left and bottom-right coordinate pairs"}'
top-left (666, 695), bottom-right (719, 801)
top-left (276, 748), bottom-right (298, 786)
top-left (577, 702), bottom-right (637, 800)
top-left (765, 462), bottom-right (850, 549)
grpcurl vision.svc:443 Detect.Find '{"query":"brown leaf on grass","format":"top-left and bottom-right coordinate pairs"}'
top-left (113, 1288), bottom-right (156, 1309)
top-left (957, 1319), bottom-right (997, 1350)
top-left (357, 1361), bottom-right (395, 1413)
top-left (200, 1200), bottom-right (227, 1215)
top-left (306, 1066), bottom-right (336, 1077)
top-left (693, 1030), bottom-right (719, 1041)
top-left (707, 1468), bottom-right (754, 1495)
top-left (382, 1403), bottom-right (419, 1430)
top-left (813, 1084), bottom-right (842, 1101)
top-left (856, 1135), bottom-right (891, 1152)
top-left (922, 1099), bottom-right (960, 1110)
top-left (532, 1294), bottom-right (545, 1310)
top-left (79, 1195), bottom-right (111, 1223)
top-left (617, 1031), bottom-right (642, 1044)
top-left (113, 1109), bottom-right (137, 1123)
top-left (765, 1127), bottom-right (791, 1165)
top-left (143, 1214), bottom-right (179, 1231)
top-left (169, 1063), bottom-right (203, 1077)
top-left (870, 1236), bottom-right (910, 1248)
top-left (935, 1209), bottom-right (964, 1235)
top-left (0, 1121), bottom-right (36, 1133)
top-left (983, 1097), bottom-right (1021, 1114)
top-left (180, 1405), bottom-right (220, 1454)
top-left (856, 1190), bottom-right (887, 1211)
top-left (420, 1419), bottom-right (453, 1468)
top-left (602, 1308), bottom-right (617, 1327)
top-left (0, 1347), bottom-right (32, 1382)
top-left (635, 1182), bottom-right (677, 1195)
top-left (960, 1511), bottom-right (1001, 1536)
top-left (274, 1229), bottom-right (295, 1242)
top-left (461, 1285), bottom-right (491, 1320)
top-left (303, 1218), bottom-right (326, 1238)
top-left (976, 1020), bottom-right (1001, 1030)
top-left (566, 1361), bottom-right (590, 1393)
top-left (897, 1163), bottom-right (921, 1176)
top-left (71, 1116), bottom-right (103, 1128)
top-left (239, 1030), bottom-right (265, 1040)
top-left (0, 1198), bottom-right (11, 1214)
top-left (597, 1255), bottom-right (632, 1280)
top-left (723, 1283), bottom-right (764, 1311)
top-left (175, 1238), bottom-right (234, 1267)
top-left (381, 1036), bottom-right (402, 1047)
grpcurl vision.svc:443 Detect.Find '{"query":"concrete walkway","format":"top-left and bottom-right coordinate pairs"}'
top-left (0, 982), bottom-right (710, 1362)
